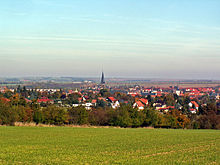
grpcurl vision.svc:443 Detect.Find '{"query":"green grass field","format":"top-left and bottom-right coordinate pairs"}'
top-left (0, 127), bottom-right (219, 164)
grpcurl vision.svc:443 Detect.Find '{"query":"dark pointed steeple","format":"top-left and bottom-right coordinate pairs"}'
top-left (101, 72), bottom-right (105, 84)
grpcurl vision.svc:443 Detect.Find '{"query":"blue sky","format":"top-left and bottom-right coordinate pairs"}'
top-left (1, 0), bottom-right (220, 79)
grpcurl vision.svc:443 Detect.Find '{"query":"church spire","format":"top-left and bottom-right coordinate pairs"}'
top-left (101, 71), bottom-right (105, 84)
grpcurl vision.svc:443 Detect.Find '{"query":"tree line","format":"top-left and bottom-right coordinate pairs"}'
top-left (0, 99), bottom-right (219, 129)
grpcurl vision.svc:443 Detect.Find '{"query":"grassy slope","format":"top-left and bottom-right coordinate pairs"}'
top-left (0, 127), bottom-right (219, 165)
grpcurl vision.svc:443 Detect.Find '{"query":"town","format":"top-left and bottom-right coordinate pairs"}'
top-left (0, 74), bottom-right (220, 129)
top-left (1, 0), bottom-right (220, 163)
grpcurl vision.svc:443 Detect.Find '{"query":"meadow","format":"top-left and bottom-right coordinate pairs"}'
top-left (0, 127), bottom-right (219, 164)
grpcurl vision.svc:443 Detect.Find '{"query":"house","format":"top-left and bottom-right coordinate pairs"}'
top-left (107, 97), bottom-right (120, 109)
top-left (73, 104), bottom-right (79, 107)
top-left (57, 100), bottom-right (62, 104)
top-left (0, 87), bottom-right (6, 93)
top-left (175, 90), bottom-right (181, 96)
top-left (0, 98), bottom-right (10, 103)
top-left (189, 101), bottom-right (199, 110)
top-left (98, 97), bottom-right (106, 102)
top-left (37, 98), bottom-right (54, 104)
top-left (107, 97), bottom-right (117, 103)
top-left (157, 107), bottom-right (169, 112)
top-left (133, 101), bottom-right (144, 110)
top-left (83, 103), bottom-right (93, 110)
top-left (189, 109), bottom-right (197, 114)
top-left (127, 92), bottom-right (139, 97)
top-left (78, 97), bottom-right (86, 103)
top-left (91, 99), bottom-right (97, 106)
top-left (111, 100), bottom-right (120, 109)
top-left (167, 106), bottom-right (175, 109)
top-left (139, 98), bottom-right (148, 105)
top-left (175, 103), bottom-right (183, 110)
top-left (155, 104), bottom-right (167, 110)
top-left (24, 98), bottom-right (32, 103)
top-left (216, 93), bottom-right (220, 100)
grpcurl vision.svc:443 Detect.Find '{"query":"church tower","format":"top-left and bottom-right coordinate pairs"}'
top-left (100, 72), bottom-right (105, 84)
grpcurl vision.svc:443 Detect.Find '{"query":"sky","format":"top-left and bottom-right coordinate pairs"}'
top-left (0, 0), bottom-right (220, 79)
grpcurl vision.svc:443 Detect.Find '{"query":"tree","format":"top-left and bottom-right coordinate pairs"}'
top-left (12, 105), bottom-right (33, 122)
top-left (100, 89), bottom-right (110, 97)
top-left (184, 96), bottom-right (191, 105)
top-left (129, 108), bottom-right (145, 127)
top-left (108, 105), bottom-right (132, 127)
top-left (97, 99), bottom-right (107, 108)
top-left (42, 106), bottom-right (68, 125)
top-left (197, 110), bottom-right (220, 129)
top-left (0, 101), bottom-right (17, 125)
top-left (164, 94), bottom-right (175, 106)
top-left (68, 106), bottom-right (89, 125)
top-left (33, 109), bottom-right (44, 124)
top-left (3, 91), bottom-right (13, 99)
top-left (169, 109), bottom-right (190, 128)
top-left (143, 108), bottom-right (159, 127)
top-left (89, 107), bottom-right (109, 126)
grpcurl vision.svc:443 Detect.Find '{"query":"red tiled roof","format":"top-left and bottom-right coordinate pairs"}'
top-left (98, 97), bottom-right (106, 102)
top-left (108, 97), bottom-right (116, 102)
top-left (136, 101), bottom-right (144, 107)
top-left (191, 101), bottom-right (199, 107)
top-left (37, 98), bottom-right (53, 103)
top-left (84, 96), bottom-right (89, 99)
top-left (0, 98), bottom-right (10, 102)
top-left (139, 98), bottom-right (148, 105)
top-left (25, 98), bottom-right (32, 103)
top-left (158, 108), bottom-right (168, 110)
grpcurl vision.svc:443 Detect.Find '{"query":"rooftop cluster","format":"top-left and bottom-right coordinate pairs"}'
top-left (0, 84), bottom-right (220, 129)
